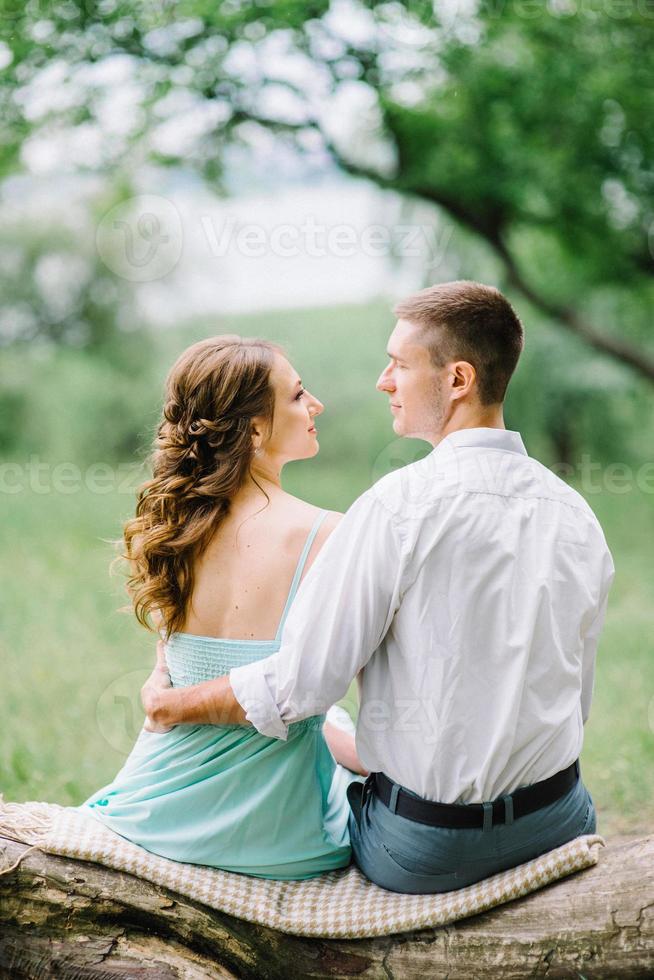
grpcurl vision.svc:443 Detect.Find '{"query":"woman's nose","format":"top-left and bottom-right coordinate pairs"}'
top-left (309, 395), bottom-right (324, 416)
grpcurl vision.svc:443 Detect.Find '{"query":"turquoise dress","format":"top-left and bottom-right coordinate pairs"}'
top-left (80, 510), bottom-right (354, 879)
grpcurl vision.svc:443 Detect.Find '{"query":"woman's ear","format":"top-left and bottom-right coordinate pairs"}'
top-left (250, 420), bottom-right (263, 452)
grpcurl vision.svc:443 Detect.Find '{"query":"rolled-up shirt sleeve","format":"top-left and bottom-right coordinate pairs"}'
top-left (229, 491), bottom-right (405, 739)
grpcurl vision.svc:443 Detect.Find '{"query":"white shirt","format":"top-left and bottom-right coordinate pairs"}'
top-left (230, 428), bottom-right (614, 804)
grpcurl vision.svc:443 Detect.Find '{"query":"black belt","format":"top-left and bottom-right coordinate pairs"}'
top-left (371, 760), bottom-right (580, 830)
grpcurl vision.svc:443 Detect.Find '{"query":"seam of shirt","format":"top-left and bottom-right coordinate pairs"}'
top-left (385, 488), bottom-right (599, 599)
top-left (386, 486), bottom-right (595, 516)
top-left (441, 488), bottom-right (591, 511)
top-left (451, 445), bottom-right (528, 457)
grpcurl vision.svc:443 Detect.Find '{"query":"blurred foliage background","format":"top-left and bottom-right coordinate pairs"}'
top-left (1, 0), bottom-right (652, 834)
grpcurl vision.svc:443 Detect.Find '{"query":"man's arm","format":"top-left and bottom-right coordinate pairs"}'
top-left (144, 492), bottom-right (404, 735)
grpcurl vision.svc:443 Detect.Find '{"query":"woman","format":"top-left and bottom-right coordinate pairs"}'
top-left (80, 336), bottom-right (365, 879)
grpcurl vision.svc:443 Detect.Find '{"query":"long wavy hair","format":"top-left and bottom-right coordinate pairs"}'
top-left (121, 335), bottom-right (282, 638)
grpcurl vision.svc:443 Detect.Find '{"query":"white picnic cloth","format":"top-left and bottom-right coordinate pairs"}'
top-left (0, 796), bottom-right (604, 939)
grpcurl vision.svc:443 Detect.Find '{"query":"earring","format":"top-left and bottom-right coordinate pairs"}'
top-left (254, 447), bottom-right (261, 456)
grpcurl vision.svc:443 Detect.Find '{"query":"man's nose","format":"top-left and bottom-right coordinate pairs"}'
top-left (376, 367), bottom-right (395, 392)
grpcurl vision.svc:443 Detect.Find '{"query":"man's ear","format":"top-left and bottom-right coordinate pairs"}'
top-left (449, 360), bottom-right (476, 400)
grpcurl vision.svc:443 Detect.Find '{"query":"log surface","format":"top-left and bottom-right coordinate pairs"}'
top-left (1, 834), bottom-right (653, 979)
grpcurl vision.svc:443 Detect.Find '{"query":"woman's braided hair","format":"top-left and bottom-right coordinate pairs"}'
top-left (122, 335), bottom-right (282, 638)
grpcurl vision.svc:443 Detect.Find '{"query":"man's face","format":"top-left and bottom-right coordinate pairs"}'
top-left (376, 319), bottom-right (448, 444)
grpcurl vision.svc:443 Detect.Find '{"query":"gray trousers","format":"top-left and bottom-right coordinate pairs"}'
top-left (347, 770), bottom-right (596, 894)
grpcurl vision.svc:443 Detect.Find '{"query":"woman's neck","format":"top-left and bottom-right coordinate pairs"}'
top-left (231, 469), bottom-right (283, 513)
top-left (249, 454), bottom-right (285, 489)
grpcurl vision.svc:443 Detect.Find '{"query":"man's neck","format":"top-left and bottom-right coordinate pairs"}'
top-left (432, 404), bottom-right (506, 447)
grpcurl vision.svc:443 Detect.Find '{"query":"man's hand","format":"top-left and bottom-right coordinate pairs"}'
top-left (141, 640), bottom-right (175, 733)
top-left (139, 638), bottom-right (248, 728)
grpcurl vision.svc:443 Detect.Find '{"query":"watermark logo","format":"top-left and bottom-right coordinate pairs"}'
top-left (95, 668), bottom-right (151, 755)
top-left (371, 436), bottom-right (431, 485)
top-left (369, 436), bottom-right (457, 521)
top-left (96, 194), bottom-right (183, 282)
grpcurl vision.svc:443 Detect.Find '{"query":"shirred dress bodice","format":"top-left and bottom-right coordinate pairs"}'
top-left (165, 632), bottom-right (278, 684)
top-left (165, 632), bottom-right (323, 735)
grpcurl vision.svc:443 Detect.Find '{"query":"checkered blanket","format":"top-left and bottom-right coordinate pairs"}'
top-left (0, 796), bottom-right (604, 938)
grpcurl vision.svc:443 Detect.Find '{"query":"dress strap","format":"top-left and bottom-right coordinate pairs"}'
top-left (275, 509), bottom-right (330, 642)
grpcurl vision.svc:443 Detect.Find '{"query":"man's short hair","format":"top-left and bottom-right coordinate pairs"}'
top-left (393, 281), bottom-right (524, 405)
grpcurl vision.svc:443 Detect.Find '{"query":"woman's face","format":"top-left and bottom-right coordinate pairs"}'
top-left (258, 354), bottom-right (324, 464)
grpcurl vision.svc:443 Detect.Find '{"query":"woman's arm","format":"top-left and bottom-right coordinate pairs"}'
top-left (323, 721), bottom-right (368, 776)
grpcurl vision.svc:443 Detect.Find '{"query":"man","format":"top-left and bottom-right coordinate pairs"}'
top-left (142, 281), bottom-right (614, 894)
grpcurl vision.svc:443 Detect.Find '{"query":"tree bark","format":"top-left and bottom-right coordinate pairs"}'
top-left (1, 834), bottom-right (652, 979)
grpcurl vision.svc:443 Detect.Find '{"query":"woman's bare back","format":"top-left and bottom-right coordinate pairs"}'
top-left (180, 488), bottom-right (341, 641)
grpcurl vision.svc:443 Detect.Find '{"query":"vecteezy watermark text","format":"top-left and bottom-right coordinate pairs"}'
top-left (200, 214), bottom-right (453, 267)
top-left (1, 453), bottom-right (653, 497)
top-left (0, 458), bottom-right (143, 495)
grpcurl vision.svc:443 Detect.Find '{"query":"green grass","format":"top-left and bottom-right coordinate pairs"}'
top-left (1, 302), bottom-right (652, 838)
top-left (575, 487), bottom-right (654, 835)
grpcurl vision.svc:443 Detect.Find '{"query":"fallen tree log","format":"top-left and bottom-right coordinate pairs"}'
top-left (0, 834), bottom-right (652, 979)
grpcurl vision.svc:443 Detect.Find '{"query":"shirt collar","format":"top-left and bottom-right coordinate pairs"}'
top-left (435, 427), bottom-right (528, 456)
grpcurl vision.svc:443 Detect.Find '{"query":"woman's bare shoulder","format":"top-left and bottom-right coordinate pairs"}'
top-left (278, 491), bottom-right (341, 524)
top-left (276, 493), bottom-right (343, 551)
top-left (318, 510), bottom-right (343, 536)
top-left (272, 497), bottom-right (344, 580)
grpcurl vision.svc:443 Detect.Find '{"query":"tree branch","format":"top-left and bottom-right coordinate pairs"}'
top-left (327, 147), bottom-right (654, 384)
top-left (491, 234), bottom-right (654, 382)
